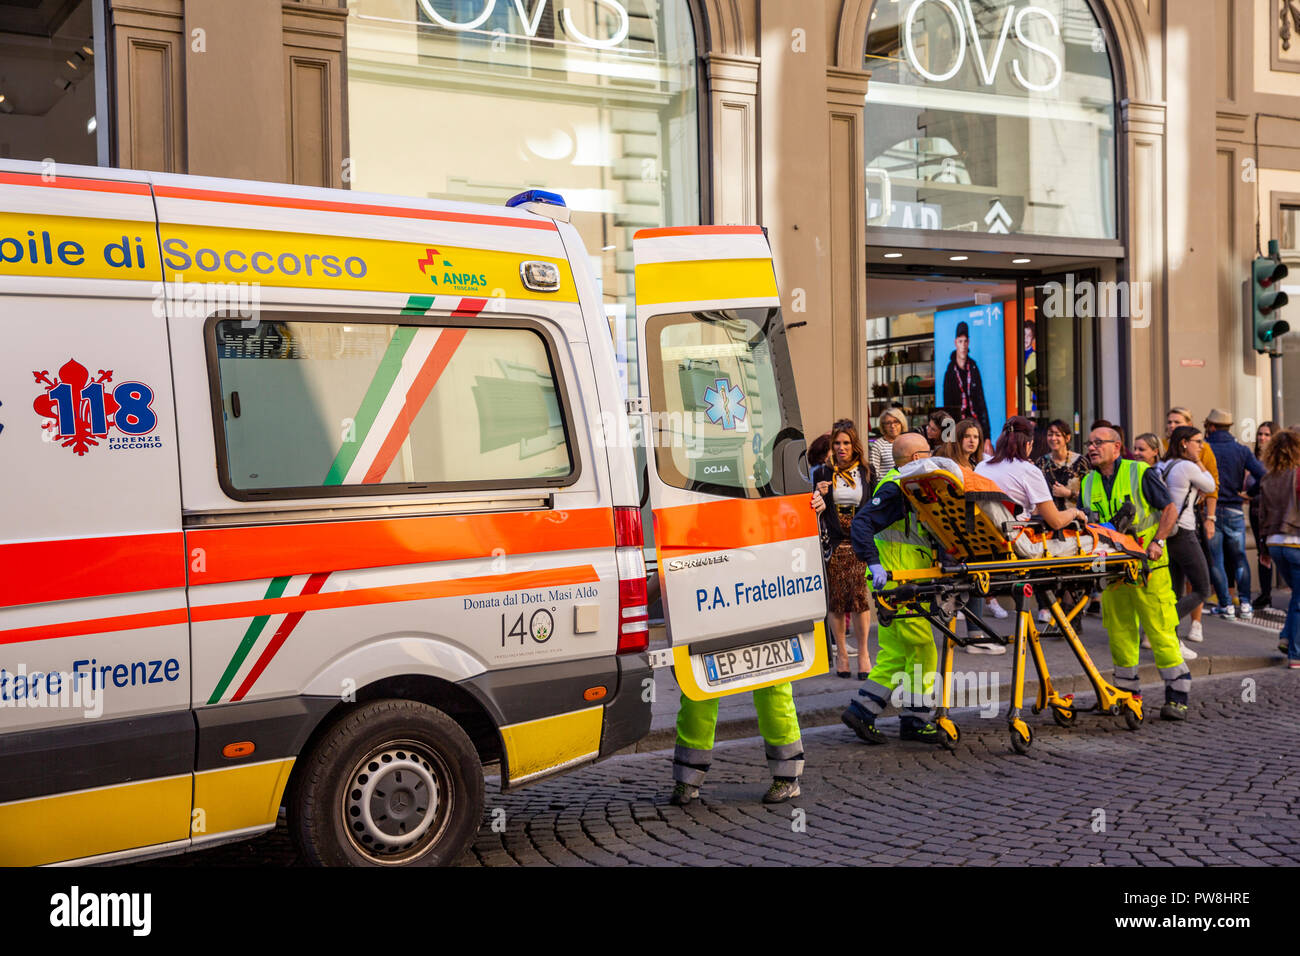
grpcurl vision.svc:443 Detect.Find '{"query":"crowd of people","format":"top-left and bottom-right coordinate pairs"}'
top-left (806, 404), bottom-right (1300, 674)
top-left (668, 403), bottom-right (1300, 805)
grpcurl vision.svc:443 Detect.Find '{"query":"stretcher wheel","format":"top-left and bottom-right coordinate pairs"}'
top-left (939, 722), bottom-right (960, 751)
top-left (1122, 702), bottom-right (1143, 731)
top-left (1051, 706), bottom-right (1077, 727)
top-left (1010, 725), bottom-right (1033, 755)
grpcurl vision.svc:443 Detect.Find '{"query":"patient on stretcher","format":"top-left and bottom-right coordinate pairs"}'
top-left (896, 457), bottom-right (1145, 562)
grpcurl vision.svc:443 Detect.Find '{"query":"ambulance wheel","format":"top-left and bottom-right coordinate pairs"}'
top-left (290, 699), bottom-right (484, 867)
top-left (1010, 726), bottom-right (1032, 755)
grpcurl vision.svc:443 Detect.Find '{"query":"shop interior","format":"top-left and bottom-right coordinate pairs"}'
top-left (865, 247), bottom-right (1120, 454)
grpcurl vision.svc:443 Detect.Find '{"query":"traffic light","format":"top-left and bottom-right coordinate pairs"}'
top-left (1252, 246), bottom-right (1290, 353)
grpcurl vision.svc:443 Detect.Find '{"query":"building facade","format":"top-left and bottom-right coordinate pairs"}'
top-left (4, 0), bottom-right (1298, 442)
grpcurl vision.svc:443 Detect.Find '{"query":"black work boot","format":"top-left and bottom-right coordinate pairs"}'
top-left (841, 701), bottom-right (887, 745)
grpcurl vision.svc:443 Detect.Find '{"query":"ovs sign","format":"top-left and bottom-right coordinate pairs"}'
top-left (418, 0), bottom-right (630, 49)
top-left (903, 0), bottom-right (1064, 92)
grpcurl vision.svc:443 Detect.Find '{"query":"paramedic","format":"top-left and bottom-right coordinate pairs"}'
top-left (839, 432), bottom-right (946, 745)
top-left (669, 490), bottom-right (827, 807)
top-left (1082, 426), bottom-right (1192, 720)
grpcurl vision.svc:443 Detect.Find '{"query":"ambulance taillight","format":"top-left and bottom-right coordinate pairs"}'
top-left (614, 506), bottom-right (649, 654)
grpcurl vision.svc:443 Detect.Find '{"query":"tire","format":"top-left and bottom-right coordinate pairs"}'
top-left (1051, 706), bottom-right (1077, 727)
top-left (1010, 725), bottom-right (1032, 755)
top-left (290, 699), bottom-right (485, 867)
top-left (1122, 702), bottom-right (1143, 731)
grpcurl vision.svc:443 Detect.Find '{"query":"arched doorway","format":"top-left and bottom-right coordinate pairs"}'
top-left (859, 0), bottom-right (1127, 452)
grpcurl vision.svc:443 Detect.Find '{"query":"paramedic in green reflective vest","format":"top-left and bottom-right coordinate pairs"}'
top-left (839, 432), bottom-right (946, 744)
top-left (1082, 425), bottom-right (1192, 720)
top-left (669, 489), bottom-right (827, 808)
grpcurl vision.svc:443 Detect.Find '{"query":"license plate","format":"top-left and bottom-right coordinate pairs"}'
top-left (703, 637), bottom-right (804, 686)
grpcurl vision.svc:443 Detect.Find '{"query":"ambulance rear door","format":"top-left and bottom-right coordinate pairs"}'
top-left (632, 226), bottom-right (827, 701)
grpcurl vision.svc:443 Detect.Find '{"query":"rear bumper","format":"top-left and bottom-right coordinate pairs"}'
top-left (599, 653), bottom-right (653, 757)
top-left (461, 652), bottom-right (652, 788)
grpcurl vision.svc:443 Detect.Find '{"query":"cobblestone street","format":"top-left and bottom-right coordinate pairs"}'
top-left (176, 667), bottom-right (1300, 867)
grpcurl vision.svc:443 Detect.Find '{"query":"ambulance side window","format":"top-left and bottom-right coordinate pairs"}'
top-left (207, 316), bottom-right (575, 499)
top-left (644, 307), bottom-right (805, 500)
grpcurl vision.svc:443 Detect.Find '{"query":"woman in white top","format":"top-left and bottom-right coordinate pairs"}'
top-left (975, 417), bottom-right (1086, 529)
top-left (869, 407), bottom-right (907, 478)
top-left (1158, 426), bottom-right (1217, 641)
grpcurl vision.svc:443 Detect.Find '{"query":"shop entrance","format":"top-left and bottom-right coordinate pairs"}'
top-left (864, 261), bottom-right (1110, 456)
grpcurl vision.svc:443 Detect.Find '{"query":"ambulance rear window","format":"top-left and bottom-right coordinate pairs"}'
top-left (644, 307), bottom-right (805, 500)
top-left (207, 316), bottom-right (575, 499)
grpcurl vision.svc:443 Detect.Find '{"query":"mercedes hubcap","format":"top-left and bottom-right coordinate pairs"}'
top-left (343, 743), bottom-right (451, 862)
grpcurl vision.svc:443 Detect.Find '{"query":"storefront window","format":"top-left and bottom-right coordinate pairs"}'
top-left (345, 1), bottom-right (701, 398)
top-left (864, 0), bottom-right (1116, 239)
top-left (0, 0), bottom-right (101, 166)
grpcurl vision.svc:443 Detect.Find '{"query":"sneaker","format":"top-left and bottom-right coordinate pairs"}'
top-left (899, 719), bottom-right (947, 744)
top-left (990, 600), bottom-right (1009, 620)
top-left (1037, 609), bottom-right (1051, 625)
top-left (1281, 639), bottom-right (1290, 653)
top-left (1219, 604), bottom-right (1237, 620)
top-left (1239, 603), bottom-right (1253, 620)
top-left (762, 778), bottom-right (801, 804)
top-left (966, 642), bottom-right (989, 654)
top-left (669, 782), bottom-right (699, 806)
top-left (983, 642), bottom-right (1007, 655)
top-left (1159, 701), bottom-right (1189, 721)
top-left (841, 703), bottom-right (887, 745)
top-left (1289, 659), bottom-right (1300, 670)
top-left (1186, 620), bottom-right (1203, 643)
top-left (1141, 633), bottom-right (1151, 649)
top-left (1180, 641), bottom-right (1198, 661)
top-left (1252, 595), bottom-right (1272, 611)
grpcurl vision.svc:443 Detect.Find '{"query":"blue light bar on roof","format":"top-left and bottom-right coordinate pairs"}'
top-left (505, 189), bottom-right (567, 209)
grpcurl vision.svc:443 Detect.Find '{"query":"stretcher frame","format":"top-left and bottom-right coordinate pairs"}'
top-left (872, 462), bottom-right (1151, 754)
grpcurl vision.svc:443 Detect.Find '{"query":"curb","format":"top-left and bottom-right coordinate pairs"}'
top-left (630, 653), bottom-right (1283, 753)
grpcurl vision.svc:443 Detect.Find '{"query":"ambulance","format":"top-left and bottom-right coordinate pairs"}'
top-left (0, 158), bottom-right (826, 867)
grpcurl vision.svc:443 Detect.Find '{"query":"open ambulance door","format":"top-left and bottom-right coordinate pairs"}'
top-left (632, 226), bottom-right (828, 701)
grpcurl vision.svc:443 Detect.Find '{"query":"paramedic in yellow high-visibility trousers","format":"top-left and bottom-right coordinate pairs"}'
top-left (839, 433), bottom-right (945, 745)
top-left (1082, 425), bottom-right (1192, 720)
top-left (669, 490), bottom-right (826, 807)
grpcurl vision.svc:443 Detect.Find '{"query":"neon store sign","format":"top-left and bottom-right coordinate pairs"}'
top-left (417, 0), bottom-right (631, 49)
top-left (902, 0), bottom-right (1064, 92)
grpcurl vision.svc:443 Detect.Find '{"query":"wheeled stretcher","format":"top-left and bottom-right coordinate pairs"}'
top-left (871, 458), bottom-right (1151, 753)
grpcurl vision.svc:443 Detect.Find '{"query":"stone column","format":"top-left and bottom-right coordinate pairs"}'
top-left (1121, 98), bottom-right (1168, 431)
top-left (108, 0), bottom-right (186, 173)
top-left (826, 67), bottom-right (871, 435)
top-left (704, 52), bottom-right (760, 224)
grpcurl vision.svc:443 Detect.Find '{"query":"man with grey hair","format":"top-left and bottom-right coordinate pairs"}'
top-left (1082, 425), bottom-right (1191, 719)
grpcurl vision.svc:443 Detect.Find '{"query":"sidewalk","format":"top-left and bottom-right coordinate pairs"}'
top-left (634, 590), bottom-right (1291, 752)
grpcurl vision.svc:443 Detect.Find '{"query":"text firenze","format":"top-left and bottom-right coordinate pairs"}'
top-left (696, 574), bottom-right (824, 611)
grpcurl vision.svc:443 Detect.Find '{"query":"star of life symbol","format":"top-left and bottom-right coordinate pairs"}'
top-left (703, 377), bottom-right (746, 430)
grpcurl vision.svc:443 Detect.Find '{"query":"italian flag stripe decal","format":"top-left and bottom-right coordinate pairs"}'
top-left (207, 295), bottom-right (484, 704)
top-left (229, 572), bottom-right (331, 702)
top-left (207, 575), bottom-right (290, 704)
